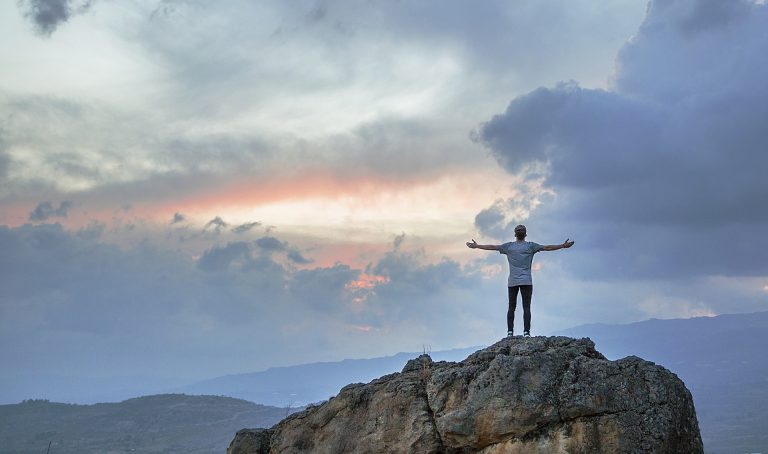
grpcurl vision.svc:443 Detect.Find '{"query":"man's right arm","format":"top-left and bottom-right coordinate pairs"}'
top-left (541, 239), bottom-right (575, 251)
top-left (466, 239), bottom-right (501, 251)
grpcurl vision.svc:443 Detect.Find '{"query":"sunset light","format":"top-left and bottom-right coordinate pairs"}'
top-left (2, 1), bottom-right (768, 451)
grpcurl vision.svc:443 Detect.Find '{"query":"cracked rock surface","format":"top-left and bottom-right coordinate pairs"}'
top-left (228, 336), bottom-right (703, 453)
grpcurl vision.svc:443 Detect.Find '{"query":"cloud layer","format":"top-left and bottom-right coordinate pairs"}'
top-left (0, 222), bottom-right (501, 403)
top-left (29, 200), bottom-right (73, 221)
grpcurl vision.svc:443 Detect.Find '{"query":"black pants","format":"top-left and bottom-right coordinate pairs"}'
top-left (507, 285), bottom-right (533, 333)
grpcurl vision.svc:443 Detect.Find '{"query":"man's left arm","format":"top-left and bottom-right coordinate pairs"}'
top-left (541, 239), bottom-right (575, 251)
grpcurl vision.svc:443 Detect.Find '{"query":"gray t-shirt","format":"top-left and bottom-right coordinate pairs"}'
top-left (499, 241), bottom-right (544, 286)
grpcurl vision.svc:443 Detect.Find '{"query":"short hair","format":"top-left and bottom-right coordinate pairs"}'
top-left (514, 224), bottom-right (526, 240)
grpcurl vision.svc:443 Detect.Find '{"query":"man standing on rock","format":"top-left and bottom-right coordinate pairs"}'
top-left (467, 225), bottom-right (574, 337)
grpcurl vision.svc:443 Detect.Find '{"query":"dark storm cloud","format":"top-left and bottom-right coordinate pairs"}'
top-left (231, 221), bottom-right (261, 234)
top-left (19, 0), bottom-right (94, 36)
top-left (29, 200), bottom-right (73, 221)
top-left (475, 0), bottom-right (768, 279)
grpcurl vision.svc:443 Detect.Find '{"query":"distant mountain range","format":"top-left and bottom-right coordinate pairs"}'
top-left (0, 394), bottom-right (293, 454)
top-left (556, 311), bottom-right (768, 454)
top-left (173, 346), bottom-right (483, 407)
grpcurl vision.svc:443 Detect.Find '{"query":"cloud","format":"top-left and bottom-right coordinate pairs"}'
top-left (75, 220), bottom-right (105, 240)
top-left (19, 0), bottom-right (94, 36)
top-left (203, 216), bottom-right (228, 233)
top-left (135, 0), bottom-right (643, 121)
top-left (473, 170), bottom-right (553, 239)
top-left (255, 236), bottom-right (286, 252)
top-left (29, 201), bottom-right (73, 221)
top-left (231, 221), bottom-right (261, 234)
top-left (475, 0), bottom-right (768, 279)
top-left (0, 93), bottom-right (278, 199)
top-left (170, 212), bottom-right (186, 224)
top-left (197, 241), bottom-right (252, 272)
top-left (371, 249), bottom-right (475, 297)
top-left (0, 93), bottom-right (455, 212)
top-left (197, 236), bottom-right (313, 270)
top-left (289, 264), bottom-right (358, 313)
top-left (392, 232), bottom-right (406, 250)
top-left (0, 0), bottom-right (645, 208)
top-left (248, 235), bottom-right (312, 263)
top-left (287, 250), bottom-right (312, 264)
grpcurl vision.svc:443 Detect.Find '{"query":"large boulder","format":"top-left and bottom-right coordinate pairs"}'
top-left (229, 336), bottom-right (703, 453)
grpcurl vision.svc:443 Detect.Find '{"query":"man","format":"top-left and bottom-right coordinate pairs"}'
top-left (467, 225), bottom-right (574, 337)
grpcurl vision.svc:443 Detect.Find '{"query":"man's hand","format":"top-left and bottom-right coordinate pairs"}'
top-left (563, 239), bottom-right (575, 248)
top-left (466, 239), bottom-right (478, 249)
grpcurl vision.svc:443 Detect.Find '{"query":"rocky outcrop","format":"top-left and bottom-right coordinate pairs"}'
top-left (228, 336), bottom-right (703, 453)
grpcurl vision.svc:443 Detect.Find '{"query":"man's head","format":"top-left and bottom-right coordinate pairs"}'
top-left (514, 224), bottom-right (527, 240)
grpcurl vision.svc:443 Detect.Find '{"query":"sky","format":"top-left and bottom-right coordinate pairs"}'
top-left (1, 0), bottom-right (767, 404)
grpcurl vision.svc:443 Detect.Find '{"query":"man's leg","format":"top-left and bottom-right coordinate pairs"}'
top-left (520, 285), bottom-right (533, 334)
top-left (507, 286), bottom-right (519, 334)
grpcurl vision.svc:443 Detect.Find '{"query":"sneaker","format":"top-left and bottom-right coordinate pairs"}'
top-left (523, 331), bottom-right (531, 337)
top-left (507, 330), bottom-right (514, 337)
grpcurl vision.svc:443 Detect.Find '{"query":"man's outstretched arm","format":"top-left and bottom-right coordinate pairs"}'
top-left (466, 239), bottom-right (501, 251)
top-left (542, 239), bottom-right (575, 251)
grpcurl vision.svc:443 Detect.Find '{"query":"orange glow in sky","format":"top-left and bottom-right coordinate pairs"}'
top-left (156, 164), bottom-right (518, 242)
top-left (346, 274), bottom-right (389, 291)
top-left (0, 161), bottom-right (527, 273)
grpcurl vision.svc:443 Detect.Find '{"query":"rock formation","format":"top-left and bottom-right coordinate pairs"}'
top-left (228, 336), bottom-right (703, 453)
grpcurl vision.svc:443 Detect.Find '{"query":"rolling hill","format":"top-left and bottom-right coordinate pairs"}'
top-left (0, 394), bottom-right (293, 454)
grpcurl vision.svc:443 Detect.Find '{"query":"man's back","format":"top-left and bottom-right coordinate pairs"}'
top-left (499, 241), bottom-right (544, 286)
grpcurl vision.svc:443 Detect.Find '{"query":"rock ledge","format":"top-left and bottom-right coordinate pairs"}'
top-left (229, 336), bottom-right (703, 453)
